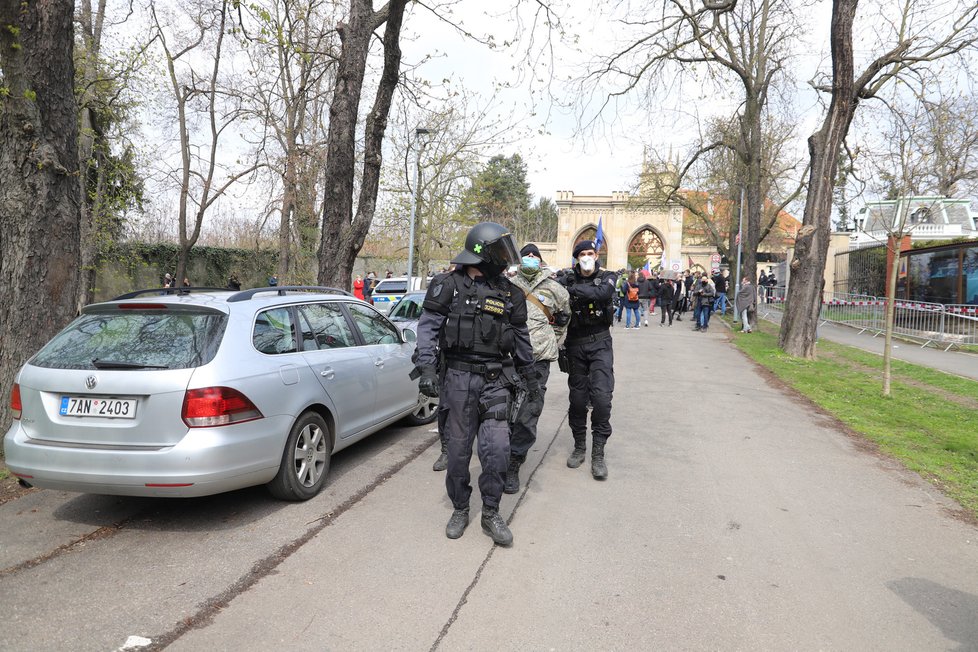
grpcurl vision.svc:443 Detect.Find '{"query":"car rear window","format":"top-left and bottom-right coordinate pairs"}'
top-left (31, 310), bottom-right (227, 370)
top-left (374, 281), bottom-right (406, 294)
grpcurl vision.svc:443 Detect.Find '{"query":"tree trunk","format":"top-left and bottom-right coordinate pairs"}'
top-left (76, 0), bottom-right (107, 310)
top-left (778, 0), bottom-right (859, 358)
top-left (317, 0), bottom-right (407, 290)
top-left (0, 0), bottom-right (81, 428)
top-left (881, 235), bottom-right (901, 396)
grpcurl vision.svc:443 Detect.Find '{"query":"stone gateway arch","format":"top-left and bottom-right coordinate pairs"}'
top-left (544, 189), bottom-right (715, 275)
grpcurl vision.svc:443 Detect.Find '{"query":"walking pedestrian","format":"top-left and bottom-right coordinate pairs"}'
top-left (713, 269), bottom-right (729, 315)
top-left (636, 272), bottom-right (652, 326)
top-left (657, 276), bottom-right (675, 326)
top-left (413, 222), bottom-right (539, 546)
top-left (614, 270), bottom-right (627, 325)
top-left (505, 243), bottom-right (570, 494)
top-left (623, 272), bottom-right (641, 329)
top-left (736, 277), bottom-right (757, 332)
top-left (558, 240), bottom-right (617, 480)
top-left (692, 275), bottom-right (716, 331)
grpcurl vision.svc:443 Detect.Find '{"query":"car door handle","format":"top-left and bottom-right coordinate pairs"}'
top-left (320, 367), bottom-right (335, 380)
top-left (374, 359), bottom-right (384, 368)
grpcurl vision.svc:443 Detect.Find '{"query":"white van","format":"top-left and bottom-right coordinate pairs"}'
top-left (370, 277), bottom-right (426, 314)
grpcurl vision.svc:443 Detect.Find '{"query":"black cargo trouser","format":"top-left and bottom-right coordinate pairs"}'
top-left (509, 360), bottom-right (552, 461)
top-left (566, 334), bottom-right (614, 444)
top-left (441, 367), bottom-right (511, 510)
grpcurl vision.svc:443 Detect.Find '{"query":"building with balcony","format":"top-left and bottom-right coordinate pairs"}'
top-left (847, 196), bottom-right (977, 248)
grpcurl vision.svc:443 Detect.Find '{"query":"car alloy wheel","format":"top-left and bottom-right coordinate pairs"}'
top-left (293, 420), bottom-right (329, 487)
top-left (404, 392), bottom-right (438, 426)
top-left (268, 411), bottom-right (332, 501)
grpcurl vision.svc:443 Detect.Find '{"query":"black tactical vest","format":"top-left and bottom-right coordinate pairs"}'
top-left (564, 270), bottom-right (615, 330)
top-left (437, 274), bottom-right (512, 358)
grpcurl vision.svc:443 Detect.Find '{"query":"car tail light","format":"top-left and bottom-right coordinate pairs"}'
top-left (182, 386), bottom-right (262, 427)
top-left (119, 303), bottom-right (168, 310)
top-left (10, 383), bottom-right (22, 420)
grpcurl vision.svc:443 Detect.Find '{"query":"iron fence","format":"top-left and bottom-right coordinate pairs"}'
top-left (758, 287), bottom-right (978, 350)
top-left (833, 244), bottom-right (887, 296)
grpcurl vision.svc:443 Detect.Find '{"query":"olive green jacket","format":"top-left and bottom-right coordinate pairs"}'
top-left (509, 268), bottom-right (571, 362)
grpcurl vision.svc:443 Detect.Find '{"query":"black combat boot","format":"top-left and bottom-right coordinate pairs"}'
top-left (591, 440), bottom-right (608, 480)
top-left (432, 438), bottom-right (448, 472)
top-left (566, 437), bottom-right (587, 468)
top-left (481, 506), bottom-right (513, 546)
top-left (445, 507), bottom-right (469, 539)
top-left (503, 457), bottom-right (523, 494)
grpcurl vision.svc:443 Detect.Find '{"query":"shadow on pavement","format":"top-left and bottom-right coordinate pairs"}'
top-left (888, 577), bottom-right (978, 651)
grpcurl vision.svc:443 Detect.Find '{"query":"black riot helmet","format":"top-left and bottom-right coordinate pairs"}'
top-left (451, 222), bottom-right (520, 269)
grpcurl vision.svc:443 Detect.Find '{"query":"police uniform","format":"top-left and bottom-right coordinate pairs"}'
top-left (558, 241), bottom-right (617, 479)
top-left (414, 223), bottom-right (536, 545)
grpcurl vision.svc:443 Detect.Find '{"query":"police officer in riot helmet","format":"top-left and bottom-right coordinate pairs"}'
top-left (414, 222), bottom-right (539, 546)
top-left (557, 240), bottom-right (617, 480)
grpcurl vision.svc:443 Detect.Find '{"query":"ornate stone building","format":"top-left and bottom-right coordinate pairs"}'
top-left (548, 189), bottom-right (717, 276)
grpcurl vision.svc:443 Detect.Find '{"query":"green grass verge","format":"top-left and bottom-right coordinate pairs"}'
top-left (728, 317), bottom-right (978, 519)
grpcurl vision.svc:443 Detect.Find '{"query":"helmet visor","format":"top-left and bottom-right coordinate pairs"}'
top-left (482, 233), bottom-right (520, 266)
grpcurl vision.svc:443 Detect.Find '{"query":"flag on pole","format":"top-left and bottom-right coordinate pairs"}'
top-left (643, 260), bottom-right (651, 276)
top-left (688, 255), bottom-right (695, 269)
top-left (659, 247), bottom-right (667, 271)
top-left (595, 216), bottom-right (605, 253)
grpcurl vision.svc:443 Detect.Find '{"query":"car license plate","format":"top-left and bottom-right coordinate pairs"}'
top-left (60, 396), bottom-right (137, 419)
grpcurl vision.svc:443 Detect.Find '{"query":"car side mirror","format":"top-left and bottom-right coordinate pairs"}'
top-left (401, 328), bottom-right (417, 343)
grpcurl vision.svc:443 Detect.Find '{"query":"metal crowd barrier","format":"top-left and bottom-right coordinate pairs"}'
top-left (757, 287), bottom-right (978, 351)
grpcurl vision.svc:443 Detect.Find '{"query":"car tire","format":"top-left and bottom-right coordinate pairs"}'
top-left (402, 392), bottom-right (438, 426)
top-left (267, 411), bottom-right (332, 501)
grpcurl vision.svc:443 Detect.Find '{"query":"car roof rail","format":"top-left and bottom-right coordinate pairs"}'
top-left (227, 286), bottom-right (353, 303)
top-left (112, 287), bottom-right (232, 300)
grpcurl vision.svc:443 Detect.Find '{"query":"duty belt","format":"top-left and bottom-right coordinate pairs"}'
top-left (563, 329), bottom-right (611, 348)
top-left (446, 359), bottom-right (508, 380)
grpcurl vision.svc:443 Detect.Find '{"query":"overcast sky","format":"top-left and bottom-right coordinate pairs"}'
top-left (400, 0), bottom-right (835, 202)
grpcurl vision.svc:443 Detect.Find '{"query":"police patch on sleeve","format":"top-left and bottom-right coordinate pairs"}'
top-left (430, 281), bottom-right (444, 298)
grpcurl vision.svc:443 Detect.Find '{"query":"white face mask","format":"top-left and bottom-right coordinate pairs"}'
top-left (578, 255), bottom-right (596, 272)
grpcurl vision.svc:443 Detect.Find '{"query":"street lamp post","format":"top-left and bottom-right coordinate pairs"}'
top-left (406, 128), bottom-right (431, 293)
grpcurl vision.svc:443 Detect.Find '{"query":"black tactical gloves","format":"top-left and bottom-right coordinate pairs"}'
top-left (418, 366), bottom-right (440, 398)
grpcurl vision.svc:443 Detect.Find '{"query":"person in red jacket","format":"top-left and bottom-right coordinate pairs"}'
top-left (353, 274), bottom-right (365, 301)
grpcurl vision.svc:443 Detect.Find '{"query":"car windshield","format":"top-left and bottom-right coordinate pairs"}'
top-left (389, 295), bottom-right (423, 321)
top-left (31, 310), bottom-right (227, 370)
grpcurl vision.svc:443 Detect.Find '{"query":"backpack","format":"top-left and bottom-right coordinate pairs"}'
top-left (627, 285), bottom-right (639, 302)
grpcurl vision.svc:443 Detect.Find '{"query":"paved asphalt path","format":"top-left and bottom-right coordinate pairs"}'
top-left (3, 316), bottom-right (977, 650)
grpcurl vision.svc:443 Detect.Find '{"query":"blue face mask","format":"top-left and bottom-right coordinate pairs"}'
top-left (520, 256), bottom-right (540, 270)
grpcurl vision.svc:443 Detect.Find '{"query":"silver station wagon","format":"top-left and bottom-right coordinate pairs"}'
top-left (4, 286), bottom-right (436, 501)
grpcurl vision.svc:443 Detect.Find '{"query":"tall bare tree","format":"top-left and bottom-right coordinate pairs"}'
top-left (75, 0), bottom-right (148, 309)
top-left (643, 113), bottom-right (805, 264)
top-left (238, 0), bottom-right (341, 282)
top-left (0, 0), bottom-right (81, 428)
top-left (152, 0), bottom-right (262, 285)
top-left (779, 0), bottom-right (978, 358)
top-left (579, 0), bottom-right (800, 293)
top-left (316, 0), bottom-right (408, 290)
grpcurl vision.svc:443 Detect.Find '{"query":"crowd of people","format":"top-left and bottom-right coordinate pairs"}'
top-left (603, 266), bottom-right (762, 333)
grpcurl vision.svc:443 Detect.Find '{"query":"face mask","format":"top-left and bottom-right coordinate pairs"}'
top-left (476, 261), bottom-right (506, 278)
top-left (520, 256), bottom-right (540, 271)
top-left (578, 255), bottom-right (595, 272)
